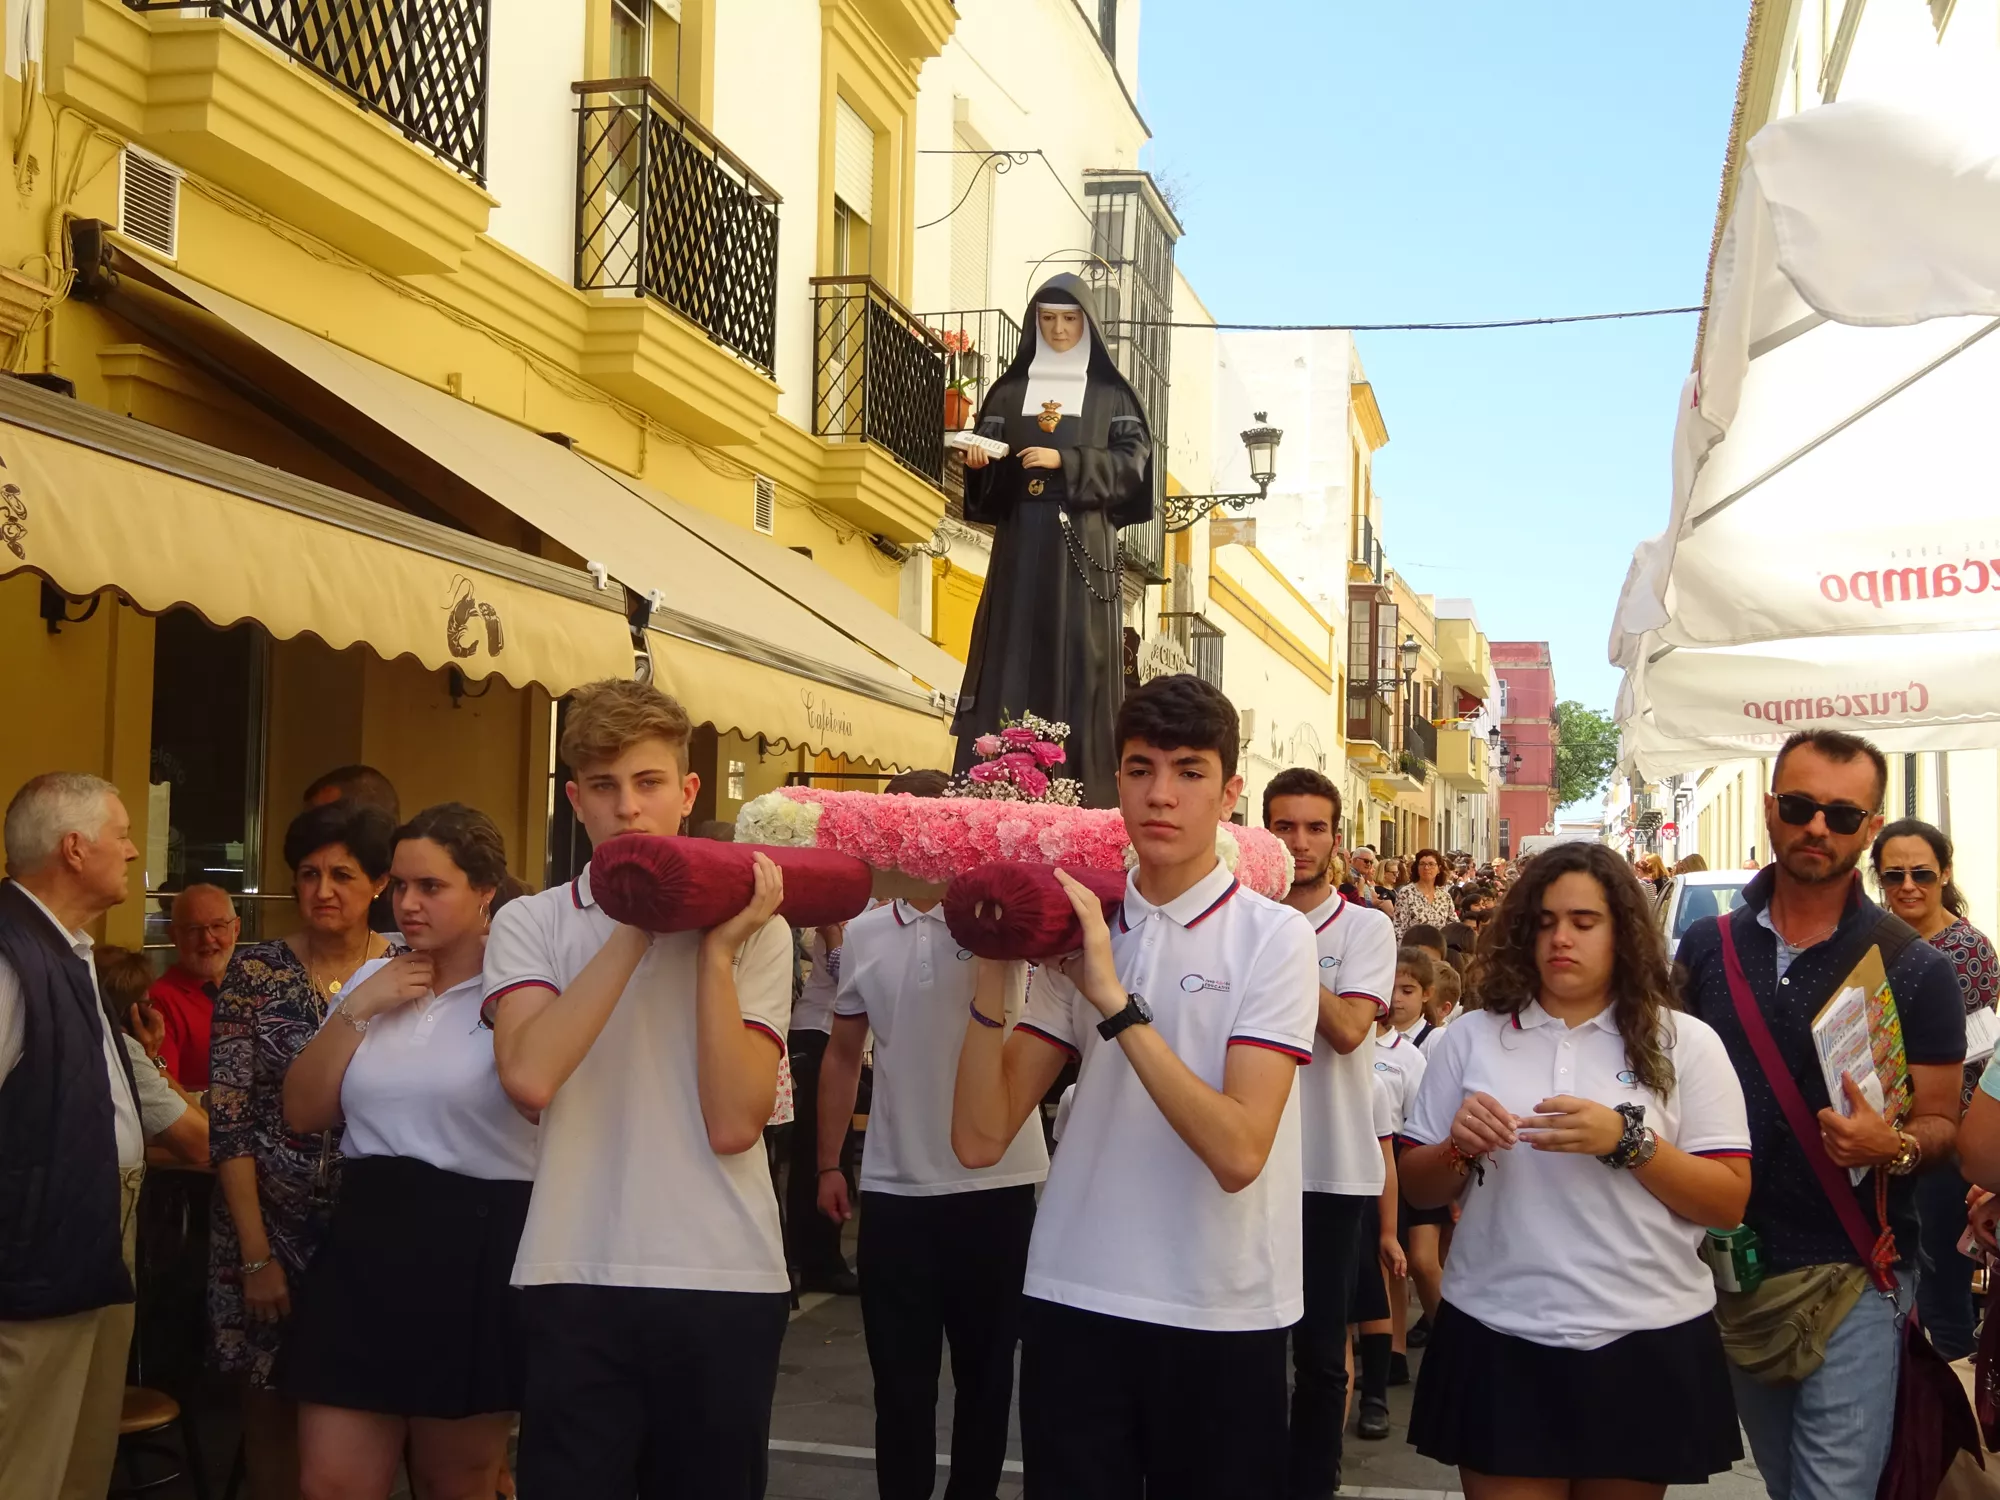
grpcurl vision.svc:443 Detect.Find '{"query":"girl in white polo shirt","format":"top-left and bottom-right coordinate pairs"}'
top-left (282, 803), bottom-right (537, 1500)
top-left (1398, 841), bottom-right (1752, 1497)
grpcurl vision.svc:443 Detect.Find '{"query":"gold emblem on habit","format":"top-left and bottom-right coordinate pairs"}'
top-left (1036, 400), bottom-right (1062, 433)
top-left (1027, 478), bottom-right (1045, 496)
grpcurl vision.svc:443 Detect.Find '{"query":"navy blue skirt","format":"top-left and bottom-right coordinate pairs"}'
top-left (1408, 1300), bottom-right (1742, 1483)
top-left (283, 1155), bottom-right (531, 1418)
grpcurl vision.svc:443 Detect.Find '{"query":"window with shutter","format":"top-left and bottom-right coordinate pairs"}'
top-left (949, 128), bottom-right (992, 312)
top-left (834, 98), bottom-right (875, 225)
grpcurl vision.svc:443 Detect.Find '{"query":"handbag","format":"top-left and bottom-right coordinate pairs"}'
top-left (1715, 911), bottom-right (1982, 1498)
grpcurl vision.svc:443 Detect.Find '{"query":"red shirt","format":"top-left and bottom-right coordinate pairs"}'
top-left (147, 964), bottom-right (217, 1091)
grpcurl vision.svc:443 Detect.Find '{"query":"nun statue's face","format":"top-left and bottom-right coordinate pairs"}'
top-left (1037, 304), bottom-right (1085, 353)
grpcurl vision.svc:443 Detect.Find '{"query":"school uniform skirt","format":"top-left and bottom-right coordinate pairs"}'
top-left (1407, 1301), bottom-right (1742, 1484)
top-left (284, 1154), bottom-right (532, 1419)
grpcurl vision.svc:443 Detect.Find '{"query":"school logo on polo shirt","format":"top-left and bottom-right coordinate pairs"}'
top-left (956, 948), bottom-right (975, 962)
top-left (1319, 955), bottom-right (1340, 971)
top-left (1618, 1070), bottom-right (1639, 1084)
top-left (1374, 1060), bottom-right (1391, 1073)
top-left (1179, 973), bottom-right (1231, 993)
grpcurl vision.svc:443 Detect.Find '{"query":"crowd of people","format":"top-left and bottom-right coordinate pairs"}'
top-left (2, 674), bottom-right (1997, 1500)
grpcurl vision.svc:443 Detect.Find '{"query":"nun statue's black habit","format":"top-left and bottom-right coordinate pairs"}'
top-left (949, 274), bottom-right (1153, 806)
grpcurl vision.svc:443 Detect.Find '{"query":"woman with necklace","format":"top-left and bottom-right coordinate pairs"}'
top-left (1870, 819), bottom-right (1998, 1360)
top-left (282, 804), bottom-right (535, 1500)
top-left (209, 798), bottom-right (395, 1500)
top-left (1394, 848), bottom-right (1457, 939)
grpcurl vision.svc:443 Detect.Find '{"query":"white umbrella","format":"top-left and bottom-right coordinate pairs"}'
top-left (1612, 99), bottom-right (2000, 762)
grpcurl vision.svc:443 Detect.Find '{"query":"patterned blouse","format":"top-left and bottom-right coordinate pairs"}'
top-left (1929, 918), bottom-right (2000, 1106)
top-left (1393, 882), bottom-right (1458, 939)
top-left (207, 936), bottom-right (392, 1386)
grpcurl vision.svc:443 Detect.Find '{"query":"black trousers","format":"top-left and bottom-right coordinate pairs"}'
top-left (1287, 1192), bottom-right (1369, 1500)
top-left (1020, 1297), bottom-right (1289, 1499)
top-left (516, 1284), bottom-right (789, 1500)
top-left (786, 1027), bottom-right (852, 1279)
top-left (858, 1185), bottom-right (1036, 1500)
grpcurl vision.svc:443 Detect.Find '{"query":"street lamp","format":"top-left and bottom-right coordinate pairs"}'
top-left (1162, 412), bottom-right (1284, 532)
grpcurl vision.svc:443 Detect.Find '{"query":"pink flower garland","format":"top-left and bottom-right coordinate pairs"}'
top-left (764, 787), bottom-right (1292, 900)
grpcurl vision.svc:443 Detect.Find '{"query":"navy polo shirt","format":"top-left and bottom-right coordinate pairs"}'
top-left (1678, 867), bottom-right (1964, 1275)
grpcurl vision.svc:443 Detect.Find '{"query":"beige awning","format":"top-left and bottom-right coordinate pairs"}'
top-left (137, 266), bottom-right (964, 757)
top-left (0, 377), bottom-right (633, 693)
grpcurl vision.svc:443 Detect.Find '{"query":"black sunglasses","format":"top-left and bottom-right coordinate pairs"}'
top-left (1878, 868), bottom-right (1940, 888)
top-left (1774, 792), bottom-right (1869, 836)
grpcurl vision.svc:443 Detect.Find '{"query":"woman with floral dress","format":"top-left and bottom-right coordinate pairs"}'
top-left (1870, 818), bottom-right (1999, 1360)
top-left (1394, 849), bottom-right (1458, 939)
top-left (209, 799), bottom-right (395, 1500)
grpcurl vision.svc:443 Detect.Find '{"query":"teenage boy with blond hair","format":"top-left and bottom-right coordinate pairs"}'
top-left (952, 675), bottom-right (1319, 1497)
top-left (485, 679), bottom-right (792, 1500)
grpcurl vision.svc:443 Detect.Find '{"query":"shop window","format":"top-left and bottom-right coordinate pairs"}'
top-left (145, 611), bottom-right (268, 951)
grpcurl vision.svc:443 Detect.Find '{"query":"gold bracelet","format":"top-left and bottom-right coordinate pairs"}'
top-left (337, 1007), bottom-right (369, 1034)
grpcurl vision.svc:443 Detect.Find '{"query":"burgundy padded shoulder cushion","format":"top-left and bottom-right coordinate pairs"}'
top-left (589, 834), bottom-right (872, 934)
top-left (943, 862), bottom-right (1129, 961)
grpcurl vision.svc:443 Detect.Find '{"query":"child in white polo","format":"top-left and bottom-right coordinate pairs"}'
top-left (1264, 767), bottom-right (1397, 1497)
top-left (952, 676), bottom-right (1318, 1498)
top-left (813, 769), bottom-right (1048, 1500)
top-left (482, 679), bottom-right (793, 1500)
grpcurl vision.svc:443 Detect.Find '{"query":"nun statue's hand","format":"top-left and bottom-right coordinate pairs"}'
top-left (963, 446), bottom-right (991, 469)
top-left (1019, 447), bottom-right (1061, 470)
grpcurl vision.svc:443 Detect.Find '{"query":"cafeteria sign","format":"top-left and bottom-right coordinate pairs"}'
top-left (801, 688), bottom-right (853, 740)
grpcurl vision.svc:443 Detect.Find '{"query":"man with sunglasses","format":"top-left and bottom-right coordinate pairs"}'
top-left (1677, 730), bottom-right (1964, 1500)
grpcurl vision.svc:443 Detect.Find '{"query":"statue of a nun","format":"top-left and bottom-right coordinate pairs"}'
top-left (950, 274), bottom-right (1153, 807)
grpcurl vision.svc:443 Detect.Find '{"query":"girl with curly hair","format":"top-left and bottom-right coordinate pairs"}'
top-left (1395, 841), bottom-right (1753, 1497)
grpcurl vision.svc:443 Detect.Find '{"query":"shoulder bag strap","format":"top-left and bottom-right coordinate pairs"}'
top-left (1716, 912), bottom-right (1899, 1293)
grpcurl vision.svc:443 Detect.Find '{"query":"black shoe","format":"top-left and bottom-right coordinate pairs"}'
top-left (799, 1268), bottom-right (860, 1296)
top-left (1388, 1350), bottom-right (1410, 1386)
top-left (1408, 1315), bottom-right (1431, 1348)
top-left (1355, 1397), bottom-right (1390, 1441)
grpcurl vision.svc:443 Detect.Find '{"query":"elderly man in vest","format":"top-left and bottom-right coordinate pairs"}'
top-left (0, 772), bottom-right (146, 1500)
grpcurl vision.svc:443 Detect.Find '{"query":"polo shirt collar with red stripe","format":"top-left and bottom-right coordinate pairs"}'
top-left (1308, 890), bottom-right (1347, 934)
top-left (1117, 857), bottom-right (1238, 935)
top-left (571, 867), bottom-right (594, 909)
top-left (1509, 999), bottom-right (1618, 1035)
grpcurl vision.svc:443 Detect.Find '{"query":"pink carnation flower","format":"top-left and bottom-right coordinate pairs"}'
top-left (1032, 741), bottom-right (1066, 767)
top-left (974, 734), bottom-right (1003, 757)
top-left (1000, 726), bottom-right (1039, 747)
top-left (966, 760), bottom-right (1005, 783)
top-left (998, 751), bottom-right (1036, 773)
top-left (1014, 766), bottom-right (1050, 800)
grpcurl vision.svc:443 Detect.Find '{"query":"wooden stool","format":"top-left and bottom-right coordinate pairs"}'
top-left (111, 1384), bottom-right (211, 1500)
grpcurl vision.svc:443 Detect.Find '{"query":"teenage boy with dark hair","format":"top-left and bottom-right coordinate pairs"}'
top-left (953, 674), bottom-right (1319, 1497)
top-left (815, 771), bottom-right (1048, 1500)
top-left (1263, 765), bottom-right (1397, 1498)
top-left (484, 678), bottom-right (794, 1500)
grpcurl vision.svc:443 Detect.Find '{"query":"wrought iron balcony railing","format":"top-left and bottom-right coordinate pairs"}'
top-left (574, 79), bottom-right (779, 375)
top-left (1158, 610), bottom-right (1224, 690)
top-left (1404, 710), bottom-right (1438, 765)
top-left (912, 307), bottom-right (1021, 428)
top-left (126, 0), bottom-right (491, 181)
top-left (812, 276), bottom-right (947, 487)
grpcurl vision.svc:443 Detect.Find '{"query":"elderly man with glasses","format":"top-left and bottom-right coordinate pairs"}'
top-left (1675, 729), bottom-right (1965, 1500)
top-left (145, 884), bottom-right (239, 1091)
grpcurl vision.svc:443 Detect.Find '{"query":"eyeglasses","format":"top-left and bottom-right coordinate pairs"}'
top-left (1877, 868), bottom-right (1940, 888)
top-left (1773, 792), bottom-right (1870, 837)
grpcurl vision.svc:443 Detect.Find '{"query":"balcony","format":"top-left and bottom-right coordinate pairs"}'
top-left (575, 80), bottom-right (779, 376)
top-left (121, 0), bottom-right (493, 181)
top-left (1159, 611), bottom-right (1224, 690)
top-left (1404, 710), bottom-right (1437, 766)
top-left (1346, 692), bottom-right (1393, 756)
top-left (812, 276), bottom-right (948, 488)
top-left (1437, 725), bottom-right (1491, 793)
top-left (1438, 616), bottom-right (1492, 701)
top-left (913, 307), bottom-right (1020, 429)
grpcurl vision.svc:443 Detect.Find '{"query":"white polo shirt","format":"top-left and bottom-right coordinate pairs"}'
top-left (1371, 1027), bottom-right (1427, 1140)
top-left (1403, 1005), bottom-right (1751, 1349)
top-left (1014, 859), bottom-right (1318, 1332)
top-left (1299, 892), bottom-right (1397, 1196)
top-left (332, 961), bottom-right (537, 1182)
top-left (833, 901), bottom-right (1048, 1196)
top-left (794, 929), bottom-right (839, 1035)
top-left (481, 868), bottom-right (793, 1292)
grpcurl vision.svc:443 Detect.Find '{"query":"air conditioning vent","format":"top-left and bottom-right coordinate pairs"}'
top-left (752, 474), bottom-right (775, 535)
top-left (118, 148), bottom-right (181, 259)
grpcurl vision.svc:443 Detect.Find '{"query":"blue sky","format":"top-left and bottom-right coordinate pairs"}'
top-left (1136, 2), bottom-right (1749, 719)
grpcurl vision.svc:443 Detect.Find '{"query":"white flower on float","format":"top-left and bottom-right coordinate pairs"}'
top-left (737, 793), bottom-right (824, 847)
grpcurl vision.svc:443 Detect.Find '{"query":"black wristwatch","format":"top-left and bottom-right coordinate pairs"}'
top-left (1097, 993), bottom-right (1153, 1041)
